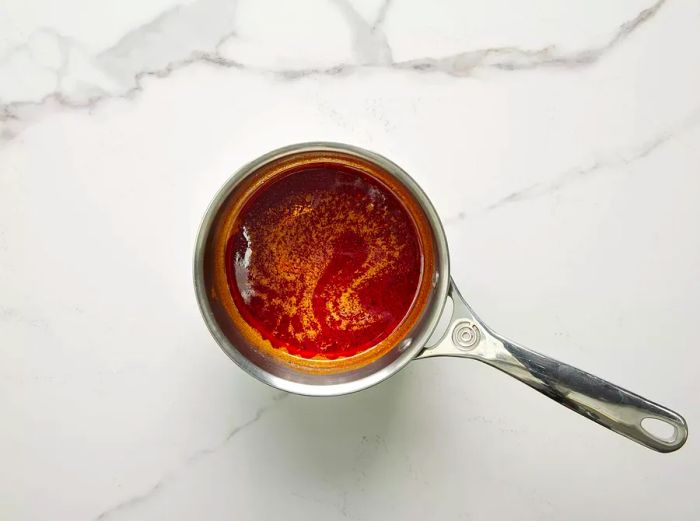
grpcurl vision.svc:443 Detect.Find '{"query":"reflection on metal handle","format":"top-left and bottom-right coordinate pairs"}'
top-left (418, 280), bottom-right (688, 453)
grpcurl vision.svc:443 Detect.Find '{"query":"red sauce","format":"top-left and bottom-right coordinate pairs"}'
top-left (225, 165), bottom-right (422, 359)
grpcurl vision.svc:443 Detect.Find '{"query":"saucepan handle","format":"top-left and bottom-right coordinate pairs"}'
top-left (417, 280), bottom-right (688, 453)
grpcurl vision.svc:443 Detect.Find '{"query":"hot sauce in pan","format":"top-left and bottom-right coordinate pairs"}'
top-left (225, 165), bottom-right (423, 359)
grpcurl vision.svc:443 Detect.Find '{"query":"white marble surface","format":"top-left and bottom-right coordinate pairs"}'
top-left (1, 0), bottom-right (699, 519)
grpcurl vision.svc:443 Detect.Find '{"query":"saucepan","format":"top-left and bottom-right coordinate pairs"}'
top-left (194, 142), bottom-right (688, 452)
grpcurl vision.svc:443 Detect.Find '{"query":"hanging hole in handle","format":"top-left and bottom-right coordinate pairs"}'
top-left (641, 417), bottom-right (678, 443)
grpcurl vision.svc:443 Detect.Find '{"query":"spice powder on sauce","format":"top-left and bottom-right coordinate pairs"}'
top-left (225, 165), bottom-right (423, 360)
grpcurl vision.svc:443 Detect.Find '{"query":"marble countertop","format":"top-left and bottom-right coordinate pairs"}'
top-left (2, 0), bottom-right (699, 519)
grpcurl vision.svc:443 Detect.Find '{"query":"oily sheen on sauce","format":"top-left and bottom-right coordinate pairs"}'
top-left (225, 166), bottom-right (423, 360)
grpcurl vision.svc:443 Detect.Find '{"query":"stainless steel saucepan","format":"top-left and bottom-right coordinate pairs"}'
top-left (194, 142), bottom-right (688, 453)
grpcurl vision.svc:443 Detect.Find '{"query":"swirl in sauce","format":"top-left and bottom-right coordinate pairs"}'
top-left (226, 165), bottom-right (422, 359)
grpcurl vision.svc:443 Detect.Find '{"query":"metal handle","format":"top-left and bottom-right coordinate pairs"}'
top-left (418, 280), bottom-right (688, 453)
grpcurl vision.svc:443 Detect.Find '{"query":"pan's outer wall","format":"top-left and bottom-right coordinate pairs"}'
top-left (193, 142), bottom-right (451, 396)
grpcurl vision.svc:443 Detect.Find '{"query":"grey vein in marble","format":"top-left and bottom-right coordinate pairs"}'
top-left (0, 0), bottom-right (667, 140)
top-left (468, 107), bottom-right (700, 217)
top-left (441, 106), bottom-right (700, 226)
top-left (331, 0), bottom-right (393, 65)
top-left (0, 305), bottom-right (50, 331)
top-left (371, 0), bottom-right (393, 32)
top-left (93, 392), bottom-right (289, 521)
top-left (396, 0), bottom-right (667, 75)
